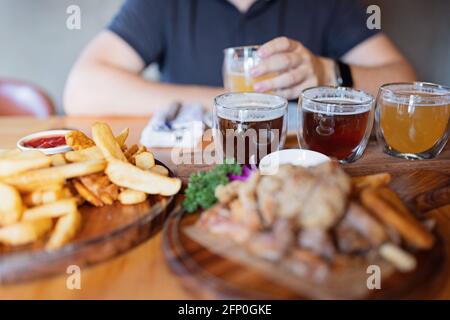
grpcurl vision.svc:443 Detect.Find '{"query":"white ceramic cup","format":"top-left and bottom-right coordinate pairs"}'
top-left (259, 149), bottom-right (330, 175)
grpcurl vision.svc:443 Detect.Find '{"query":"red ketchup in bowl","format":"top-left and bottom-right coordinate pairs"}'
top-left (23, 135), bottom-right (66, 149)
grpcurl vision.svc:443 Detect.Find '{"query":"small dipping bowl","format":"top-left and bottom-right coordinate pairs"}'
top-left (259, 149), bottom-right (330, 175)
top-left (17, 129), bottom-right (72, 155)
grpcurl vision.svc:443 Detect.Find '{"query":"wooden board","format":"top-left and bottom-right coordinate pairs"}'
top-left (163, 170), bottom-right (450, 299)
top-left (0, 160), bottom-right (176, 284)
top-left (170, 138), bottom-right (450, 183)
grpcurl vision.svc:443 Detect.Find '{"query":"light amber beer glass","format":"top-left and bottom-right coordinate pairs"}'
top-left (376, 82), bottom-right (450, 159)
top-left (223, 46), bottom-right (276, 92)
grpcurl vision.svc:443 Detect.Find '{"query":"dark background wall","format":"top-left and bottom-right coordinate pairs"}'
top-left (1, 0), bottom-right (449, 113)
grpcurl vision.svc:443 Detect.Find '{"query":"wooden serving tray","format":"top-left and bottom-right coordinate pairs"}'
top-left (0, 160), bottom-right (176, 284)
top-left (163, 170), bottom-right (450, 299)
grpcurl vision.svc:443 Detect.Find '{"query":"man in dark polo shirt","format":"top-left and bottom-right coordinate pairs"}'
top-left (64, 0), bottom-right (415, 115)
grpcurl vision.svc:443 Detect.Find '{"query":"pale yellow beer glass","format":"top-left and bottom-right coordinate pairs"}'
top-left (223, 46), bottom-right (276, 92)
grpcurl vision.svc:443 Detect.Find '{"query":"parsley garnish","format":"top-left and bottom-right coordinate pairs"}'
top-left (183, 162), bottom-right (241, 213)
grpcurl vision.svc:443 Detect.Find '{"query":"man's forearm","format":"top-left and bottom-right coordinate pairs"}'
top-left (349, 61), bottom-right (417, 97)
top-left (64, 62), bottom-right (223, 116)
top-left (318, 57), bottom-right (416, 98)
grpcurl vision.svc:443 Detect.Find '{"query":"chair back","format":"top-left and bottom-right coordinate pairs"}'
top-left (0, 79), bottom-right (55, 117)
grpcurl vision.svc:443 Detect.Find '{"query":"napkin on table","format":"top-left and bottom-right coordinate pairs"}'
top-left (140, 103), bottom-right (204, 148)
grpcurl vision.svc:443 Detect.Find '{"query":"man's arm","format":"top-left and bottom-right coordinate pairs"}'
top-left (64, 31), bottom-right (223, 116)
top-left (342, 33), bottom-right (416, 95)
top-left (252, 34), bottom-right (416, 99)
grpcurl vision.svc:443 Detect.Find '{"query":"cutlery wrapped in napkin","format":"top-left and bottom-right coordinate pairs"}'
top-left (140, 103), bottom-right (204, 148)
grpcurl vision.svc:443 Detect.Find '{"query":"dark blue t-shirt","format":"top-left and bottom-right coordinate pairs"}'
top-left (108, 0), bottom-right (377, 87)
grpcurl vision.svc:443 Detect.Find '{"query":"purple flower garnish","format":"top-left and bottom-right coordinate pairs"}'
top-left (228, 165), bottom-right (257, 182)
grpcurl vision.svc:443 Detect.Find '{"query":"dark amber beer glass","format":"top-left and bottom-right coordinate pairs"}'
top-left (214, 93), bottom-right (288, 165)
top-left (298, 87), bottom-right (374, 163)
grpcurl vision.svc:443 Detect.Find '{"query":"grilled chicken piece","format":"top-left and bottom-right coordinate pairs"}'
top-left (335, 202), bottom-right (389, 254)
top-left (256, 174), bottom-right (282, 226)
top-left (335, 223), bottom-right (372, 254)
top-left (332, 254), bottom-right (367, 272)
top-left (196, 204), bottom-right (252, 243)
top-left (341, 202), bottom-right (388, 247)
top-left (311, 161), bottom-right (352, 195)
top-left (237, 171), bottom-right (260, 210)
top-left (300, 162), bottom-right (351, 229)
top-left (215, 180), bottom-right (242, 204)
top-left (300, 180), bottom-right (347, 229)
top-left (256, 163), bottom-right (351, 230)
top-left (297, 228), bottom-right (335, 259)
top-left (229, 199), bottom-right (262, 230)
top-left (286, 249), bottom-right (330, 281)
top-left (196, 203), bottom-right (230, 227)
top-left (246, 218), bottom-right (294, 261)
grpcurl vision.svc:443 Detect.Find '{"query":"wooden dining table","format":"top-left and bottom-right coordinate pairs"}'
top-left (0, 116), bottom-right (449, 299)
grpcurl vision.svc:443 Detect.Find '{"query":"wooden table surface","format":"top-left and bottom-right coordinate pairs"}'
top-left (0, 116), bottom-right (449, 299)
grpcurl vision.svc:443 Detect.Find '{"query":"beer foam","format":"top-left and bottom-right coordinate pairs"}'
top-left (217, 105), bottom-right (285, 122)
top-left (381, 88), bottom-right (450, 106)
top-left (383, 96), bottom-right (450, 107)
top-left (302, 98), bottom-right (371, 115)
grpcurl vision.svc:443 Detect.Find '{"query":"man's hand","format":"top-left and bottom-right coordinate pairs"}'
top-left (251, 37), bottom-right (336, 100)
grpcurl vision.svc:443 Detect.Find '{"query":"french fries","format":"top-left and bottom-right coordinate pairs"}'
top-left (360, 188), bottom-right (434, 249)
top-left (351, 173), bottom-right (391, 194)
top-left (65, 130), bottom-right (130, 163)
top-left (65, 146), bottom-right (104, 162)
top-left (379, 243), bottom-right (417, 272)
top-left (73, 180), bottom-right (103, 207)
top-left (0, 122), bottom-right (180, 253)
top-left (376, 187), bottom-right (412, 216)
top-left (65, 130), bottom-right (95, 150)
top-left (23, 187), bottom-right (72, 207)
top-left (0, 149), bottom-right (21, 158)
top-left (151, 165), bottom-right (169, 176)
top-left (106, 159), bottom-right (181, 196)
top-left (50, 153), bottom-right (67, 166)
top-left (0, 182), bottom-right (23, 226)
top-left (124, 144), bottom-right (139, 161)
top-left (350, 172), bottom-right (426, 273)
top-left (118, 189), bottom-right (148, 205)
top-left (3, 160), bottom-right (107, 187)
top-left (46, 210), bottom-right (81, 250)
top-left (115, 128), bottom-right (129, 147)
top-left (9, 178), bottom-right (66, 193)
top-left (92, 122), bottom-right (127, 162)
top-left (135, 152), bottom-right (155, 170)
top-left (22, 198), bottom-right (77, 221)
top-left (0, 150), bottom-right (51, 177)
top-left (0, 218), bottom-right (52, 246)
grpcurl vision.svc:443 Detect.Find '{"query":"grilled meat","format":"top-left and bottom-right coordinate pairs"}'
top-left (247, 218), bottom-right (294, 261)
top-left (297, 228), bottom-right (336, 259)
top-left (256, 162), bottom-right (351, 229)
top-left (339, 202), bottom-right (388, 247)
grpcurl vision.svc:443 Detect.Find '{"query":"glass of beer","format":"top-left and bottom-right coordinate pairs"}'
top-left (223, 46), bottom-right (276, 92)
top-left (376, 82), bottom-right (450, 160)
top-left (213, 92), bottom-right (288, 165)
top-left (297, 87), bottom-right (375, 163)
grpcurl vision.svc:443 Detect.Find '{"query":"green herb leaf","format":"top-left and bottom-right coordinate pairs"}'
top-left (183, 161), bottom-right (242, 213)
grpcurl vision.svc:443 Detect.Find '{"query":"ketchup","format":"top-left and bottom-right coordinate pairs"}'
top-left (23, 135), bottom-right (66, 149)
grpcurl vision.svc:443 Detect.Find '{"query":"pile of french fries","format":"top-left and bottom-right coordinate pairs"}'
top-left (352, 172), bottom-right (434, 272)
top-left (0, 122), bottom-right (181, 250)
